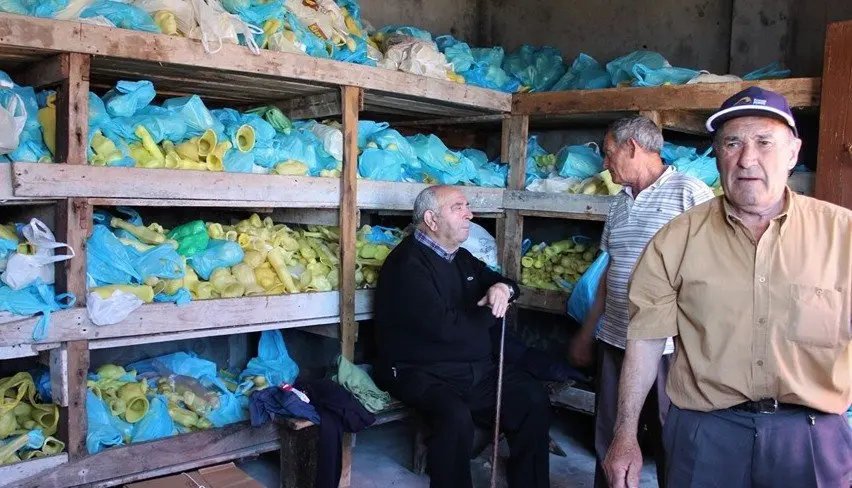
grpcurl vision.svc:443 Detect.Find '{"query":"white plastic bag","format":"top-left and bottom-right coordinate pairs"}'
top-left (686, 71), bottom-right (742, 84)
top-left (284, 0), bottom-right (352, 50)
top-left (1, 219), bottom-right (75, 290)
top-left (382, 34), bottom-right (452, 81)
top-left (526, 175), bottom-right (583, 193)
top-left (86, 289), bottom-right (144, 326)
top-left (460, 222), bottom-right (499, 271)
top-left (190, 0), bottom-right (261, 54)
top-left (134, 0), bottom-right (196, 35)
top-left (0, 89), bottom-right (27, 155)
top-left (310, 123), bottom-right (343, 162)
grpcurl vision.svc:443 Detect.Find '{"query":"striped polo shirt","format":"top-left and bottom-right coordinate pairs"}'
top-left (598, 166), bottom-right (715, 352)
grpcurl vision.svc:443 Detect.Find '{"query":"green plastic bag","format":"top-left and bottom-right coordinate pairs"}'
top-left (331, 355), bottom-right (390, 414)
top-left (166, 220), bottom-right (209, 258)
top-left (245, 106), bottom-right (292, 135)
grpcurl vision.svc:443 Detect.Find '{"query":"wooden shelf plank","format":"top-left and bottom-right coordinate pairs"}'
top-left (0, 14), bottom-right (511, 114)
top-left (515, 285), bottom-right (570, 314)
top-left (11, 164), bottom-right (342, 206)
top-left (504, 191), bottom-right (612, 220)
top-left (23, 422), bottom-right (279, 488)
top-left (0, 453), bottom-right (69, 486)
top-left (514, 77), bottom-right (821, 116)
top-left (357, 180), bottom-right (505, 212)
top-left (0, 290), bottom-right (374, 347)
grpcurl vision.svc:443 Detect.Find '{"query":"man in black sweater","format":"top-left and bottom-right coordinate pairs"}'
top-left (373, 185), bottom-right (551, 488)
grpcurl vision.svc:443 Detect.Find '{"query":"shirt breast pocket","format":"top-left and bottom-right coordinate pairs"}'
top-left (787, 284), bottom-right (848, 349)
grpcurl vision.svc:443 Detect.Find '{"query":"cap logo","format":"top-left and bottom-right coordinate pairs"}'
top-left (734, 96), bottom-right (752, 105)
top-left (753, 98), bottom-right (767, 106)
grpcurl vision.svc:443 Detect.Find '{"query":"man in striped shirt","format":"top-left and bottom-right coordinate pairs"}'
top-left (569, 115), bottom-right (714, 488)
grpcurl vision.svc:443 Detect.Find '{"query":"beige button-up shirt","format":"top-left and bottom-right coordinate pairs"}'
top-left (627, 189), bottom-right (852, 414)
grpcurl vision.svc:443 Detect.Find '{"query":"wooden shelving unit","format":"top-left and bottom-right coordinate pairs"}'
top-left (0, 11), bottom-right (840, 486)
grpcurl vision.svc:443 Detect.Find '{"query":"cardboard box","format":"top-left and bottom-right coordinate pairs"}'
top-left (125, 462), bottom-right (266, 488)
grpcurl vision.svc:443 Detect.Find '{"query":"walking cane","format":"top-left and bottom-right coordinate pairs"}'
top-left (490, 310), bottom-right (509, 488)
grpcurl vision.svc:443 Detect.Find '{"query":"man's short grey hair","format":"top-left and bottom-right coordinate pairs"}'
top-left (607, 115), bottom-right (664, 154)
top-left (413, 185), bottom-right (443, 225)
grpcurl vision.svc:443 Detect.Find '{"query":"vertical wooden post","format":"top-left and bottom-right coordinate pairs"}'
top-left (55, 53), bottom-right (90, 166)
top-left (814, 20), bottom-right (852, 209)
top-left (639, 110), bottom-right (662, 129)
top-left (338, 85), bottom-right (361, 488)
top-left (59, 340), bottom-right (89, 461)
top-left (501, 115), bottom-right (528, 330)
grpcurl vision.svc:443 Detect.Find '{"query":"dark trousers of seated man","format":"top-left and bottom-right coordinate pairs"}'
top-left (375, 359), bottom-right (551, 488)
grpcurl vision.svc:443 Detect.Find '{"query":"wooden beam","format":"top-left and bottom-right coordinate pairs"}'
top-left (273, 90), bottom-right (350, 120)
top-left (0, 290), bottom-right (375, 346)
top-left (513, 78), bottom-right (821, 116)
top-left (502, 116), bottom-right (529, 191)
top-left (392, 114), bottom-right (508, 128)
top-left (55, 198), bottom-right (91, 304)
top-left (639, 110), bottom-right (662, 128)
top-left (357, 180), bottom-right (504, 212)
top-left (49, 344), bottom-right (69, 407)
top-left (25, 423), bottom-right (279, 488)
top-left (12, 164), bottom-right (342, 206)
top-left (55, 53), bottom-right (90, 165)
top-left (515, 286), bottom-right (570, 315)
top-left (13, 54), bottom-right (67, 89)
top-left (658, 110), bottom-right (711, 135)
top-left (58, 340), bottom-right (88, 461)
top-left (0, 453), bottom-right (68, 486)
top-left (272, 208), bottom-right (349, 227)
top-left (815, 20), bottom-right (852, 209)
top-left (0, 15), bottom-right (511, 113)
top-left (503, 191), bottom-right (612, 218)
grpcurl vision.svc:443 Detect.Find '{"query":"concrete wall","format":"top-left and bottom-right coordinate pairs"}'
top-left (358, 0), bottom-right (480, 43)
top-left (481, 0), bottom-right (852, 77)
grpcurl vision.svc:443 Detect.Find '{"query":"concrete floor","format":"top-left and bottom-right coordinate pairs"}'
top-left (238, 409), bottom-right (660, 488)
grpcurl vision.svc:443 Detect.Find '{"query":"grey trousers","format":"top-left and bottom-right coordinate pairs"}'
top-left (594, 341), bottom-right (672, 488)
top-left (664, 404), bottom-right (852, 488)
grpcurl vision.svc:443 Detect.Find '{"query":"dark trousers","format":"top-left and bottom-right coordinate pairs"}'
top-left (664, 404), bottom-right (852, 488)
top-left (594, 340), bottom-right (672, 488)
top-left (375, 360), bottom-right (551, 488)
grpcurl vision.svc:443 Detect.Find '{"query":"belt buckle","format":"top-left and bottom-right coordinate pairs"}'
top-left (757, 398), bottom-right (779, 414)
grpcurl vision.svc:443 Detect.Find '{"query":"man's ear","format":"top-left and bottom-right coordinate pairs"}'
top-left (627, 139), bottom-right (638, 158)
top-left (787, 136), bottom-right (802, 171)
top-left (423, 210), bottom-right (439, 232)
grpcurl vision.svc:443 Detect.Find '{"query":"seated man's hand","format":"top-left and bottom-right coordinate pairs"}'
top-left (477, 283), bottom-right (511, 318)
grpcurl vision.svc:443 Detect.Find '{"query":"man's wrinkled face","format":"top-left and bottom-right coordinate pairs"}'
top-left (714, 117), bottom-right (800, 210)
top-left (603, 132), bottom-right (636, 186)
top-left (426, 187), bottom-right (472, 247)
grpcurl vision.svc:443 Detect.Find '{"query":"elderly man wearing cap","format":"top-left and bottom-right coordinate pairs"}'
top-left (603, 86), bottom-right (852, 488)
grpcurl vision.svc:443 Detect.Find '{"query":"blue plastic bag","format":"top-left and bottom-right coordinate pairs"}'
top-left (131, 395), bottom-right (175, 443)
top-left (525, 135), bottom-right (552, 184)
top-left (128, 352), bottom-right (218, 381)
top-left (566, 251), bottom-right (609, 325)
top-left (131, 244), bottom-right (185, 281)
top-left (23, 0), bottom-right (68, 17)
top-left (9, 140), bottom-right (50, 163)
top-left (79, 0), bottom-right (160, 33)
top-left (463, 149), bottom-right (507, 188)
top-left (407, 133), bottom-right (478, 185)
top-left (551, 53), bottom-right (612, 91)
top-left (34, 369), bottom-right (52, 403)
top-left (187, 240), bottom-right (244, 280)
top-left (631, 64), bottom-right (698, 87)
top-left (240, 113), bottom-right (276, 143)
top-left (665, 143), bottom-right (719, 186)
top-left (0, 281), bottom-right (75, 341)
top-left (606, 50), bottom-right (668, 86)
top-left (112, 106), bottom-right (188, 144)
top-left (358, 148), bottom-right (407, 182)
top-left (435, 35), bottom-right (474, 72)
top-left (0, 0), bottom-right (26, 15)
top-left (743, 61), bottom-right (791, 81)
top-left (12, 85), bottom-right (42, 144)
top-left (502, 45), bottom-right (567, 92)
top-left (366, 128), bottom-right (416, 162)
top-left (556, 143), bottom-right (604, 179)
top-left (203, 380), bottom-right (249, 427)
top-left (365, 226), bottom-right (403, 246)
top-left (87, 224), bottom-right (141, 286)
top-left (332, 36), bottom-right (375, 66)
top-left (161, 95), bottom-right (223, 138)
top-left (103, 80), bottom-right (156, 118)
top-left (153, 287), bottom-right (191, 305)
top-left (86, 390), bottom-right (129, 454)
top-left (357, 121), bottom-right (389, 148)
top-left (223, 149), bottom-right (255, 173)
top-left (240, 329), bottom-right (299, 386)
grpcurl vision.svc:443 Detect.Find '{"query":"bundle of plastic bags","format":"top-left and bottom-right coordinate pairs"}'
top-left (660, 142), bottom-right (719, 187)
top-left (434, 35), bottom-right (521, 92)
top-left (0, 219), bottom-right (76, 341)
top-left (520, 236), bottom-right (598, 292)
top-left (502, 45), bottom-right (567, 92)
top-left (355, 225), bottom-right (402, 288)
top-left (87, 80), bottom-right (355, 176)
top-left (0, 71), bottom-right (53, 163)
top-left (523, 137), bottom-right (620, 196)
top-left (0, 372), bottom-right (64, 464)
top-left (372, 25), bottom-right (462, 82)
top-left (86, 352), bottom-right (254, 454)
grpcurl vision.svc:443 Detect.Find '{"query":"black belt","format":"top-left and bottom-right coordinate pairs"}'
top-left (730, 398), bottom-right (808, 414)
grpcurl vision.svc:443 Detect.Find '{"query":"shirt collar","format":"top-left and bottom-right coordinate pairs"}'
top-left (721, 186), bottom-right (795, 232)
top-left (414, 229), bottom-right (457, 262)
top-left (622, 165), bottom-right (676, 198)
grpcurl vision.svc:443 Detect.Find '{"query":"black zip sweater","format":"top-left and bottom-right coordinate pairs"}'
top-left (373, 234), bottom-right (520, 366)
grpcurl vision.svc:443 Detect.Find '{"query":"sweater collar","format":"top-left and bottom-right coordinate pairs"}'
top-left (414, 229), bottom-right (457, 262)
